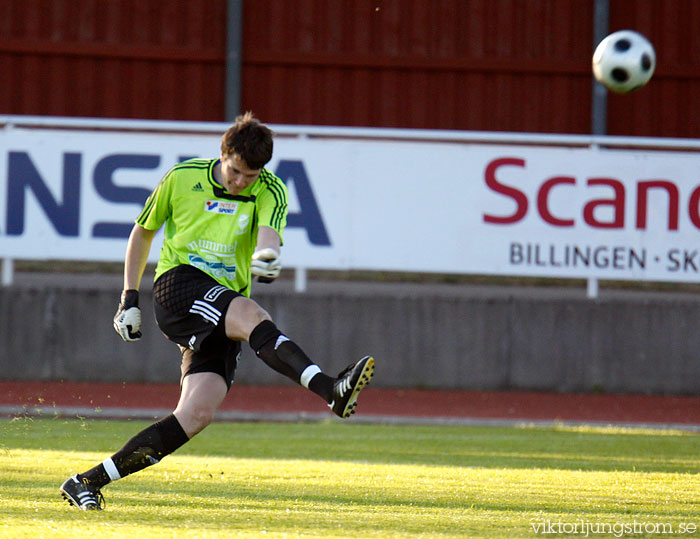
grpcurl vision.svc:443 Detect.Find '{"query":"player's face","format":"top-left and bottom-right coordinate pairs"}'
top-left (219, 153), bottom-right (261, 195)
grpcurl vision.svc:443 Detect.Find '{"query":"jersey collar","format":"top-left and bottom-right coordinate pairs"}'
top-left (208, 159), bottom-right (257, 202)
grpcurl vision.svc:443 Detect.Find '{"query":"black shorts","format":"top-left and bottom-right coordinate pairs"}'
top-left (153, 265), bottom-right (242, 389)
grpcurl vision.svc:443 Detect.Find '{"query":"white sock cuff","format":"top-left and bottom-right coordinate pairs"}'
top-left (102, 457), bottom-right (122, 482)
top-left (300, 365), bottom-right (322, 389)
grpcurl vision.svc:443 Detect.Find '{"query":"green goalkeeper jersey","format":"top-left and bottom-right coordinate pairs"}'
top-left (136, 158), bottom-right (288, 296)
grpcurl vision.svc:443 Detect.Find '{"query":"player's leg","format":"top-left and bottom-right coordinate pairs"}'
top-left (224, 295), bottom-right (375, 418)
top-left (61, 349), bottom-right (234, 510)
top-left (224, 295), bottom-right (335, 399)
top-left (173, 372), bottom-right (228, 437)
top-left (61, 266), bottom-right (238, 510)
top-left (81, 268), bottom-right (241, 482)
top-left (60, 410), bottom-right (190, 510)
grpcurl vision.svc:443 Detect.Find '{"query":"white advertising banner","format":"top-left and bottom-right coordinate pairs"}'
top-left (1, 124), bottom-right (700, 282)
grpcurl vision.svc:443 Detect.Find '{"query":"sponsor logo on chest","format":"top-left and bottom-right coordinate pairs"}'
top-left (204, 200), bottom-right (238, 215)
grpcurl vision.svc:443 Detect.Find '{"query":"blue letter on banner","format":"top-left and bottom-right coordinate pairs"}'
top-left (6, 152), bottom-right (81, 236)
top-left (275, 160), bottom-right (331, 246)
top-left (92, 154), bottom-right (159, 238)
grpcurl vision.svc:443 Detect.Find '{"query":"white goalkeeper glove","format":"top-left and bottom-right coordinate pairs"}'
top-left (251, 247), bottom-right (282, 282)
top-left (113, 289), bottom-right (142, 342)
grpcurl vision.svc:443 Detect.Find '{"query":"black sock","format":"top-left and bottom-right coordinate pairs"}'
top-left (308, 372), bottom-right (335, 403)
top-left (249, 320), bottom-right (334, 401)
top-left (80, 414), bottom-right (189, 488)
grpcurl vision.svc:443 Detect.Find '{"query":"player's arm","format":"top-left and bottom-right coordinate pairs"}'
top-left (113, 224), bottom-right (157, 341)
top-left (251, 225), bottom-right (282, 282)
top-left (124, 224), bottom-right (157, 290)
top-left (115, 165), bottom-right (173, 340)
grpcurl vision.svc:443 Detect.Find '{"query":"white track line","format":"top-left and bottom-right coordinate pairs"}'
top-left (2, 405), bottom-right (699, 432)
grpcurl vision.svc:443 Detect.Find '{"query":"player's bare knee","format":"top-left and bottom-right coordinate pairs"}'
top-left (192, 408), bottom-right (215, 432)
top-left (225, 296), bottom-right (272, 340)
top-left (176, 406), bottom-right (215, 436)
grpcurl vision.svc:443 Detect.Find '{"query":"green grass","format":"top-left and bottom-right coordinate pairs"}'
top-left (1, 417), bottom-right (699, 538)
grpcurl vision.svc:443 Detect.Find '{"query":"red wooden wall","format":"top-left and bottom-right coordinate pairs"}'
top-left (0, 0), bottom-right (226, 121)
top-left (605, 0), bottom-right (700, 137)
top-left (243, 0), bottom-right (594, 133)
top-left (0, 0), bottom-right (697, 137)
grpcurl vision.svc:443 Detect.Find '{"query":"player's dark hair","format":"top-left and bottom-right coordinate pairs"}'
top-left (220, 111), bottom-right (273, 169)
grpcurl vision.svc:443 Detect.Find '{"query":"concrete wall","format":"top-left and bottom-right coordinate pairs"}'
top-left (2, 274), bottom-right (699, 395)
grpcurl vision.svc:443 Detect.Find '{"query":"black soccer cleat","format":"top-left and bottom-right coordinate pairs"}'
top-left (329, 355), bottom-right (375, 418)
top-left (60, 474), bottom-right (105, 511)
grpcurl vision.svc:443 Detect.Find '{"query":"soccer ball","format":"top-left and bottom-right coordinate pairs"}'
top-left (592, 30), bottom-right (656, 93)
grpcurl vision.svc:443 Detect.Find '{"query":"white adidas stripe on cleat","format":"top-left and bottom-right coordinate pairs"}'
top-left (330, 356), bottom-right (375, 418)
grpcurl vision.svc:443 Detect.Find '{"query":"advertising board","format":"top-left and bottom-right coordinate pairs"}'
top-left (2, 121), bottom-right (699, 283)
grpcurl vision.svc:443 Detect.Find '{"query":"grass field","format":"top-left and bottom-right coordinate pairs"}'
top-left (1, 417), bottom-right (698, 538)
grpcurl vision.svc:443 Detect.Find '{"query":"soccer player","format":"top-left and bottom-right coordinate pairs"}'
top-left (59, 112), bottom-right (374, 510)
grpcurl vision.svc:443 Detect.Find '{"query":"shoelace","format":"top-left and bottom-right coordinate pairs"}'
top-left (94, 489), bottom-right (106, 510)
top-left (77, 476), bottom-right (106, 510)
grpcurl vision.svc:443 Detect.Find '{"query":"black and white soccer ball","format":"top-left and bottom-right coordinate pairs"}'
top-left (592, 30), bottom-right (656, 93)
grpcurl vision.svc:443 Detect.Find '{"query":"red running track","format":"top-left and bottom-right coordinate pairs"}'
top-left (1, 381), bottom-right (699, 427)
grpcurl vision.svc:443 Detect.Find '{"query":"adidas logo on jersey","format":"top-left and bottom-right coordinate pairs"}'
top-left (192, 182), bottom-right (204, 192)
